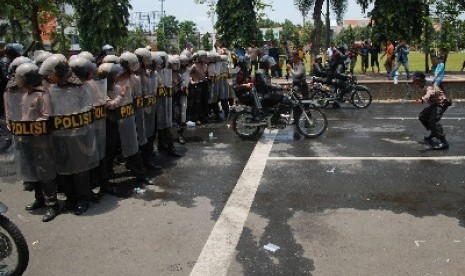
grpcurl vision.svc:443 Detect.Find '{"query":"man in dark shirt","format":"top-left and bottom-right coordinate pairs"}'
top-left (268, 40), bottom-right (281, 78)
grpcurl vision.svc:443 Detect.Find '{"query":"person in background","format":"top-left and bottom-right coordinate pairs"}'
top-left (381, 40), bottom-right (394, 76)
top-left (247, 41), bottom-right (260, 74)
top-left (268, 40), bottom-right (281, 78)
top-left (431, 55), bottom-right (445, 92)
top-left (390, 39), bottom-right (410, 80)
top-left (360, 40), bottom-right (370, 74)
top-left (370, 42), bottom-right (380, 74)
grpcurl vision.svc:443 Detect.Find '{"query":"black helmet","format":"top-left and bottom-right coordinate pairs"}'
top-left (5, 43), bottom-right (23, 58)
top-left (259, 55), bottom-right (276, 67)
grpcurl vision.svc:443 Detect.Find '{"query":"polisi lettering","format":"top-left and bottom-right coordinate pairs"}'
top-left (135, 97), bottom-right (144, 108)
top-left (52, 110), bottom-right (94, 130)
top-left (94, 105), bottom-right (106, 120)
top-left (144, 96), bottom-right (156, 106)
top-left (119, 104), bottom-right (135, 118)
top-left (9, 120), bottom-right (48, 136)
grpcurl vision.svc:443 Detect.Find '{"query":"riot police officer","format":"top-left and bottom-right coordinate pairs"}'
top-left (39, 54), bottom-right (99, 215)
top-left (12, 63), bottom-right (59, 221)
top-left (1, 43), bottom-right (23, 117)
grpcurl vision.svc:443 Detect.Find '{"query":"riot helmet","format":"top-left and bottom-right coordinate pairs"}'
top-left (150, 52), bottom-right (163, 68)
top-left (69, 56), bottom-right (93, 80)
top-left (102, 55), bottom-right (120, 64)
top-left (102, 44), bottom-right (114, 54)
top-left (78, 51), bottom-right (95, 63)
top-left (14, 63), bottom-right (43, 88)
top-left (97, 63), bottom-right (124, 80)
top-left (134, 48), bottom-right (152, 67)
top-left (34, 51), bottom-right (53, 67)
top-left (119, 52), bottom-right (140, 72)
top-left (8, 56), bottom-right (32, 76)
top-left (168, 55), bottom-right (180, 71)
top-left (38, 54), bottom-right (69, 79)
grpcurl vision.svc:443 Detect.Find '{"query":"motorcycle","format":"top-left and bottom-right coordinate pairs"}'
top-left (232, 86), bottom-right (328, 140)
top-left (309, 75), bottom-right (372, 109)
top-left (0, 202), bottom-right (29, 276)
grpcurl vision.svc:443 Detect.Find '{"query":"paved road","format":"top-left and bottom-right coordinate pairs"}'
top-left (1, 102), bottom-right (465, 275)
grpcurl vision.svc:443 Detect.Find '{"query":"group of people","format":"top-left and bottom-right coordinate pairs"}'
top-left (0, 42), bottom-right (236, 222)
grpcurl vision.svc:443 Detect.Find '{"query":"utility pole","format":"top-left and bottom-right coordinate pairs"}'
top-left (160, 0), bottom-right (165, 33)
top-left (325, 0), bottom-right (331, 49)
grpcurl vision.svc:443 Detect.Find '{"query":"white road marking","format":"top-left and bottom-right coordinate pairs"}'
top-left (190, 130), bottom-right (277, 276)
top-left (268, 156), bottom-right (465, 161)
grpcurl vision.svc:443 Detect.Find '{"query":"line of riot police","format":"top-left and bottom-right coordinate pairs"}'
top-left (2, 44), bottom-right (240, 222)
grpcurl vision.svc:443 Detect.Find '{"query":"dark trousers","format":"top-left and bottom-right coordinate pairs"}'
top-left (58, 171), bottom-right (91, 204)
top-left (188, 82), bottom-right (208, 122)
top-left (419, 104), bottom-right (448, 141)
top-left (32, 180), bottom-right (58, 207)
top-left (105, 119), bottom-right (146, 179)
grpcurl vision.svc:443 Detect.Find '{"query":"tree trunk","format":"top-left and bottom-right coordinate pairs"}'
top-left (30, 4), bottom-right (43, 43)
top-left (310, 0), bottom-right (324, 60)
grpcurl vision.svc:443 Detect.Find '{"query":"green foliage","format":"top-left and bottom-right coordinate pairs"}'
top-left (215, 0), bottom-right (261, 47)
top-left (73, 0), bottom-right (131, 54)
top-left (367, 0), bottom-right (426, 43)
top-left (125, 28), bottom-right (150, 52)
top-left (178, 21), bottom-right (198, 50)
top-left (201, 33), bottom-right (212, 50)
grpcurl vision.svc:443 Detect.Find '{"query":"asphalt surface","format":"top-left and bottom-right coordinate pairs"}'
top-left (1, 102), bottom-right (465, 275)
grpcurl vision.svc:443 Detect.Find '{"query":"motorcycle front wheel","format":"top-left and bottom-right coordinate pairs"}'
top-left (296, 105), bottom-right (328, 138)
top-left (350, 87), bottom-right (372, 109)
top-left (232, 111), bottom-right (264, 140)
top-left (0, 215), bottom-right (29, 276)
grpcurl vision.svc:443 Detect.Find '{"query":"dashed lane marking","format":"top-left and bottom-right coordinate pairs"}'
top-left (190, 130), bottom-right (277, 276)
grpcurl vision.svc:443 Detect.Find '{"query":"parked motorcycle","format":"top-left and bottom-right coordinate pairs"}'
top-left (232, 86), bottom-right (328, 140)
top-left (309, 75), bottom-right (372, 109)
top-left (0, 202), bottom-right (29, 276)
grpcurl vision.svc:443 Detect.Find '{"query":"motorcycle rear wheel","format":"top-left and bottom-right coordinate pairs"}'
top-left (296, 105), bottom-right (328, 138)
top-left (0, 215), bottom-right (29, 276)
top-left (232, 111), bottom-right (264, 140)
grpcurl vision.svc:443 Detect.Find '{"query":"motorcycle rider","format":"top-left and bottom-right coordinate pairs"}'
top-left (286, 51), bottom-right (308, 127)
top-left (413, 72), bottom-right (451, 150)
top-left (12, 63), bottom-right (59, 222)
top-left (39, 54), bottom-right (99, 215)
top-left (253, 55), bottom-right (284, 121)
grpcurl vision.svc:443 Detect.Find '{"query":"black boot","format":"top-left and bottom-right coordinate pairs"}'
top-left (74, 201), bottom-right (89, 215)
top-left (25, 200), bottom-right (45, 211)
top-left (177, 127), bottom-right (186, 144)
top-left (432, 139), bottom-right (449, 150)
top-left (42, 205), bottom-right (59, 222)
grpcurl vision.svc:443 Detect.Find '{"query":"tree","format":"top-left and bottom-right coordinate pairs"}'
top-left (281, 19), bottom-right (301, 47)
top-left (72, 0), bottom-right (131, 54)
top-left (178, 20), bottom-right (198, 51)
top-left (2, 0), bottom-right (57, 44)
top-left (125, 27), bottom-right (150, 51)
top-left (294, 0), bottom-right (314, 26)
top-left (215, 0), bottom-right (261, 47)
top-left (155, 15), bottom-right (180, 52)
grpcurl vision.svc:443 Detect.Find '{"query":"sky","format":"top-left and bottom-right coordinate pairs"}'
top-left (129, 0), bottom-right (372, 33)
